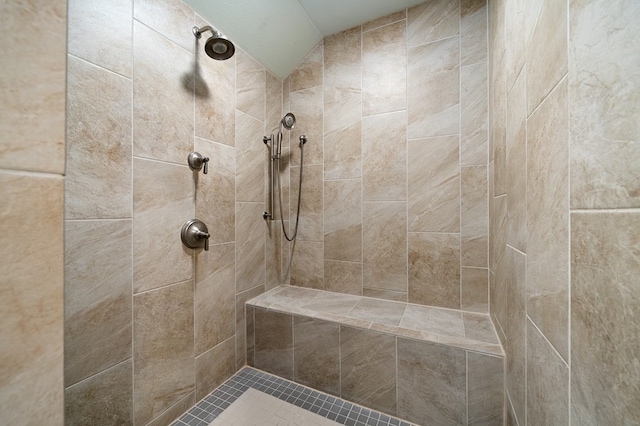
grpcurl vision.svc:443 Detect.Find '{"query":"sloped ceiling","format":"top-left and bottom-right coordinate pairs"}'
top-left (184, 0), bottom-right (428, 79)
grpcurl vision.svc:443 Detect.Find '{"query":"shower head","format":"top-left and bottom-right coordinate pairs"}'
top-left (192, 26), bottom-right (235, 60)
top-left (281, 113), bottom-right (296, 130)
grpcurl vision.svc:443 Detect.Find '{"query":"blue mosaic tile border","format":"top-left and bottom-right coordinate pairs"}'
top-left (171, 367), bottom-right (415, 426)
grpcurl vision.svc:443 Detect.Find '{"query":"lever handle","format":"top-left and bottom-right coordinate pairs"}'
top-left (181, 219), bottom-right (210, 251)
top-left (202, 157), bottom-right (209, 174)
top-left (187, 152), bottom-right (210, 174)
top-left (195, 229), bottom-right (210, 251)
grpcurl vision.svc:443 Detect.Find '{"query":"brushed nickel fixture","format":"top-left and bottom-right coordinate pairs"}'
top-left (181, 219), bottom-right (210, 251)
top-left (192, 25), bottom-right (235, 60)
top-left (187, 151), bottom-right (209, 174)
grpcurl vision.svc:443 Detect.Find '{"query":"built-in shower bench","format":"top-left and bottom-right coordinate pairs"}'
top-left (245, 285), bottom-right (505, 425)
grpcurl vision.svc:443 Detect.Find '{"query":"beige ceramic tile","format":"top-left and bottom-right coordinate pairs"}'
top-left (133, 281), bottom-right (194, 426)
top-left (146, 393), bottom-right (195, 426)
top-left (362, 10), bottom-right (405, 32)
top-left (408, 135), bottom-right (460, 232)
top-left (195, 16), bottom-right (235, 147)
top-left (235, 111), bottom-right (265, 202)
top-left (290, 42), bottom-right (323, 92)
top-left (341, 326), bottom-right (397, 415)
top-left (408, 232), bottom-right (461, 309)
top-left (527, 78), bottom-right (569, 361)
top-left (569, 0), bottom-right (640, 209)
top-left (0, 0), bottom-right (66, 174)
top-left (266, 220), bottom-right (285, 290)
top-left (254, 309), bottom-right (294, 380)
top-left (407, 0), bottom-right (459, 48)
top-left (362, 20), bottom-right (406, 116)
top-left (461, 165), bottom-right (488, 267)
top-left (363, 202), bottom-right (407, 293)
top-left (236, 50), bottom-right (265, 121)
top-left (132, 22), bottom-right (193, 164)
top-left (236, 286), bottom-right (264, 369)
top-left (65, 359), bottom-right (132, 426)
top-left (400, 305), bottom-right (465, 338)
top-left (463, 312), bottom-right (499, 344)
top-left (290, 164), bottom-right (323, 242)
top-left (527, 319), bottom-right (569, 426)
top-left (293, 317), bottom-right (340, 395)
top-left (505, 246), bottom-right (526, 424)
top-left (489, 0), bottom-right (507, 196)
top-left (245, 306), bottom-right (255, 367)
top-left (68, 0), bottom-right (131, 77)
top-left (133, 158), bottom-right (193, 293)
top-left (461, 0), bottom-right (488, 66)
top-left (490, 195), bottom-right (508, 331)
top-left (397, 338), bottom-right (465, 425)
top-left (324, 260), bottom-right (363, 296)
top-left (348, 298), bottom-right (406, 326)
top-left (505, 0), bottom-right (525, 92)
top-left (194, 137), bottom-right (235, 243)
top-left (505, 66), bottom-right (527, 252)
top-left (324, 28), bottom-right (362, 180)
top-left (64, 220), bottom-right (132, 386)
top-left (461, 267), bottom-right (489, 313)
top-left (235, 202), bottom-right (266, 293)
top-left (195, 336), bottom-right (236, 400)
top-left (363, 112), bottom-right (407, 201)
top-left (265, 71), bottom-right (283, 135)
top-left (362, 288), bottom-right (408, 303)
top-left (290, 241), bottom-right (324, 290)
top-left (289, 85), bottom-right (324, 166)
top-left (467, 352), bottom-right (504, 425)
top-left (571, 211), bottom-right (640, 424)
top-left (526, 0), bottom-right (567, 114)
top-left (324, 179), bottom-right (362, 262)
top-left (408, 36), bottom-right (459, 139)
top-left (301, 291), bottom-right (361, 315)
top-left (133, 0), bottom-right (194, 52)
top-left (0, 171), bottom-right (64, 425)
top-left (461, 62), bottom-right (489, 166)
top-left (195, 242), bottom-right (235, 355)
top-left (66, 55), bottom-right (132, 220)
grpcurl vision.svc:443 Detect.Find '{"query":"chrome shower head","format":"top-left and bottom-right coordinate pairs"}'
top-left (193, 26), bottom-right (235, 60)
top-left (281, 113), bottom-right (296, 130)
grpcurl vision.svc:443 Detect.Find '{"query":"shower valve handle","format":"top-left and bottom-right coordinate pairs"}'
top-left (181, 219), bottom-right (210, 251)
top-left (188, 152), bottom-right (210, 174)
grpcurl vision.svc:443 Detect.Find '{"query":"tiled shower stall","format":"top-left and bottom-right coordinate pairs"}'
top-left (1, 0), bottom-right (638, 425)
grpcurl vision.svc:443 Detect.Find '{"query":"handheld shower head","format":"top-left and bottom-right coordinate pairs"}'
top-left (193, 26), bottom-right (235, 60)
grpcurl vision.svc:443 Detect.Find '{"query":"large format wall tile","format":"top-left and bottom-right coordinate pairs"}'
top-left (362, 20), bottom-right (406, 116)
top-left (461, 0), bottom-right (488, 66)
top-left (569, 0), bottom-right (640, 209)
top-left (324, 179), bottom-right (362, 262)
top-left (290, 241), bottom-right (324, 290)
top-left (236, 286), bottom-right (264, 369)
top-left (147, 393), bottom-right (195, 426)
top-left (236, 50), bottom-right (265, 121)
top-left (133, 281), bottom-right (194, 426)
top-left (133, 158), bottom-right (193, 293)
top-left (363, 112), bottom-right (407, 202)
top-left (0, 0), bottom-right (66, 174)
top-left (363, 202), bottom-right (407, 295)
top-left (408, 135), bottom-right (460, 232)
top-left (397, 338), bottom-right (465, 425)
top-left (290, 164), bottom-right (323, 242)
top-left (254, 309), bottom-right (293, 380)
top-left (293, 317), bottom-right (340, 395)
top-left (195, 242), bottom-right (235, 355)
top-left (527, 78), bottom-right (569, 361)
top-left (341, 327), bottom-right (397, 415)
top-left (65, 360), bottom-right (132, 426)
top-left (235, 111), bottom-right (264, 202)
top-left (505, 0), bottom-right (525, 92)
top-left (409, 232), bottom-right (461, 308)
top-left (195, 15), bottom-right (235, 147)
top-left (461, 61), bottom-right (488, 166)
top-left (527, 319), bottom-right (569, 426)
top-left (195, 336), bottom-right (235, 400)
top-left (324, 27), bottom-right (362, 180)
top-left (235, 202), bottom-right (265, 293)
top-left (571, 211), bottom-right (640, 424)
top-left (66, 55), bottom-right (132, 219)
top-left (290, 42), bottom-right (323, 92)
top-left (505, 246), bottom-right (526, 424)
top-left (461, 165), bottom-right (488, 267)
top-left (363, 11), bottom-right (405, 32)
top-left (490, 0), bottom-right (507, 196)
top-left (134, 0), bottom-right (194, 53)
top-left (408, 36), bottom-right (459, 139)
top-left (468, 352), bottom-right (503, 425)
top-left (324, 260), bottom-right (363, 296)
top-left (65, 220), bottom-right (132, 386)
top-left (68, 0), bottom-right (132, 77)
top-left (290, 86), bottom-right (324, 166)
top-left (407, 0), bottom-right (459, 48)
top-left (195, 137), bottom-right (235, 243)
top-left (133, 22), bottom-right (194, 164)
top-left (462, 267), bottom-right (489, 313)
top-left (0, 172), bottom-right (64, 425)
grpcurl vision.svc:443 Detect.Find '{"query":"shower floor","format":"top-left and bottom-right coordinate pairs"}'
top-left (171, 367), bottom-right (415, 426)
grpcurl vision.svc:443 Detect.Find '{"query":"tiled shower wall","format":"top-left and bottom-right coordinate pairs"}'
top-left (275, 0), bottom-right (490, 312)
top-left (489, 0), bottom-right (639, 424)
top-left (0, 1), bottom-right (66, 424)
top-left (63, 0), bottom-right (280, 424)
